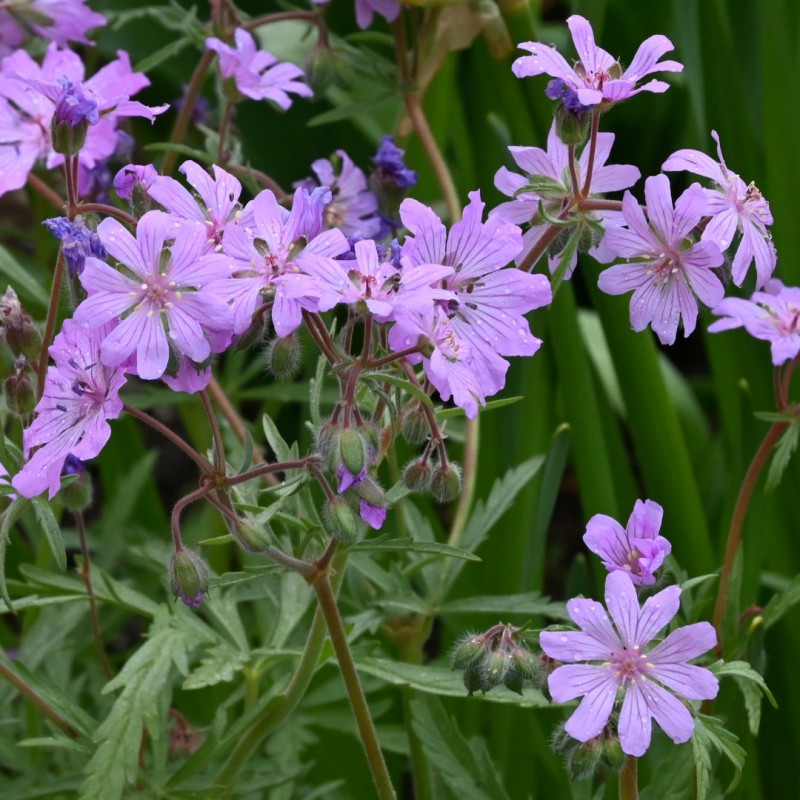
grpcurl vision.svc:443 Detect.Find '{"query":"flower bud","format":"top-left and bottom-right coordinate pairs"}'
top-left (553, 103), bottom-right (592, 147)
top-left (231, 518), bottom-right (272, 553)
top-left (169, 549), bottom-right (210, 608)
top-left (0, 288), bottom-right (41, 360)
top-left (568, 737), bottom-right (604, 780)
top-left (602, 735), bottom-right (625, 771)
top-left (401, 404), bottom-right (429, 444)
top-left (60, 455), bottom-right (93, 511)
top-left (4, 358), bottom-right (34, 416)
top-left (482, 650), bottom-right (511, 691)
top-left (266, 333), bottom-right (301, 379)
top-left (403, 458), bottom-right (432, 492)
top-left (322, 497), bottom-right (359, 543)
top-left (315, 419), bottom-right (339, 461)
top-left (430, 462), bottom-right (462, 503)
top-left (304, 42), bottom-right (338, 95)
top-left (338, 427), bottom-right (366, 477)
top-left (50, 80), bottom-right (97, 156)
top-left (463, 662), bottom-right (484, 696)
top-left (350, 474), bottom-right (387, 508)
top-left (451, 633), bottom-right (485, 671)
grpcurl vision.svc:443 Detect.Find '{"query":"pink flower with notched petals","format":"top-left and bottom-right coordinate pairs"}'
top-left (12, 320), bottom-right (126, 499)
top-left (541, 571), bottom-right (718, 756)
top-left (493, 121), bottom-right (640, 277)
top-left (663, 131), bottom-right (776, 288)
top-left (583, 499), bottom-right (671, 585)
top-left (709, 280), bottom-right (800, 366)
top-left (400, 192), bottom-right (551, 398)
top-left (73, 213), bottom-right (234, 381)
top-left (597, 174), bottom-right (724, 345)
top-left (206, 28), bottom-right (312, 109)
top-left (512, 15), bottom-right (682, 107)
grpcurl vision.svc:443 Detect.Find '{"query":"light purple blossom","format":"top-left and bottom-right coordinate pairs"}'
top-left (12, 320), bottom-right (126, 499)
top-left (147, 160), bottom-right (243, 249)
top-left (354, 0), bottom-right (401, 30)
top-left (0, 0), bottom-right (105, 57)
top-left (512, 15), bottom-right (683, 106)
top-left (541, 571), bottom-right (719, 756)
top-left (663, 132), bottom-right (776, 288)
top-left (493, 121), bottom-right (640, 277)
top-left (114, 162), bottom-right (158, 201)
top-left (300, 150), bottom-right (380, 238)
top-left (53, 77), bottom-right (98, 126)
top-left (597, 174), bottom-right (724, 345)
top-left (214, 186), bottom-right (350, 337)
top-left (583, 499), bottom-right (671, 585)
top-left (0, 44), bottom-right (167, 197)
top-left (709, 280), bottom-right (800, 365)
top-left (400, 192), bottom-right (552, 398)
top-left (335, 465), bottom-right (385, 530)
top-left (73, 213), bottom-right (234, 381)
top-left (206, 28), bottom-right (312, 109)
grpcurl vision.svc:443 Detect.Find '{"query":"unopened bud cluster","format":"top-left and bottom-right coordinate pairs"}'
top-left (451, 624), bottom-right (540, 696)
top-left (551, 724), bottom-right (625, 780)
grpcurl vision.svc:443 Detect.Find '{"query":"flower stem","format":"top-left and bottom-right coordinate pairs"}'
top-left (35, 251), bottom-right (66, 401)
top-left (567, 144), bottom-right (580, 201)
top-left (619, 755), bottom-right (639, 800)
top-left (162, 49), bottom-right (214, 176)
top-left (75, 511), bottom-right (114, 680)
top-left (581, 108), bottom-right (601, 197)
top-left (216, 99), bottom-right (234, 165)
top-left (446, 414), bottom-right (479, 550)
top-left (171, 483), bottom-right (215, 550)
top-left (223, 457), bottom-right (314, 487)
top-left (577, 198), bottom-right (624, 213)
top-left (122, 403), bottom-right (215, 475)
top-left (312, 571), bottom-right (396, 799)
top-left (712, 419), bottom-right (790, 651)
top-left (517, 222), bottom-right (562, 273)
top-left (26, 173), bottom-right (65, 211)
top-left (214, 549), bottom-right (349, 792)
top-left (242, 10), bottom-right (319, 31)
top-left (200, 389), bottom-right (226, 475)
top-left (76, 203), bottom-right (137, 226)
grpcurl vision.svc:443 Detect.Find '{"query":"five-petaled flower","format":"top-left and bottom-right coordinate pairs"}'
top-left (663, 131), bottom-right (776, 288)
top-left (583, 499), bottom-right (671, 585)
top-left (512, 15), bottom-right (683, 107)
top-left (597, 174), bottom-right (724, 345)
top-left (540, 570), bottom-right (719, 757)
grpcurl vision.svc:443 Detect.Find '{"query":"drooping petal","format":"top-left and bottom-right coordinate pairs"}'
top-left (618, 681), bottom-right (653, 756)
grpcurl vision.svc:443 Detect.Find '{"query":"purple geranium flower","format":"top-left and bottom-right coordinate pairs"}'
top-left (148, 160), bottom-right (243, 249)
top-left (493, 121), bottom-right (640, 277)
top-left (206, 28), bottom-right (312, 109)
top-left (401, 192), bottom-right (551, 397)
top-left (12, 320), bottom-right (126, 499)
top-left (541, 571), bottom-right (719, 756)
top-left (53, 77), bottom-right (98, 126)
top-left (73, 213), bottom-right (234, 381)
top-left (300, 150), bottom-right (381, 238)
top-left (43, 215), bottom-right (106, 278)
top-left (114, 162), bottom-right (158, 201)
top-left (709, 280), bottom-right (800, 365)
top-left (663, 131), bottom-right (776, 288)
top-left (372, 136), bottom-right (417, 190)
top-left (597, 174), bottom-right (724, 345)
top-left (512, 15), bottom-right (683, 106)
top-left (214, 186), bottom-right (350, 337)
top-left (583, 499), bottom-right (671, 585)
top-left (0, 0), bottom-right (105, 57)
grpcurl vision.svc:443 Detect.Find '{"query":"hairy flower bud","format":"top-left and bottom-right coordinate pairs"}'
top-left (4, 358), bottom-right (34, 416)
top-left (451, 633), bottom-right (485, 671)
top-left (402, 458), bottom-right (432, 492)
top-left (401, 404), bottom-right (430, 444)
top-left (315, 419), bottom-right (339, 461)
top-left (169, 549), bottom-right (210, 608)
top-left (0, 288), bottom-right (41, 360)
top-left (323, 497), bottom-right (359, 543)
top-left (430, 462), bottom-right (462, 503)
top-left (482, 649), bottom-right (511, 691)
top-left (60, 456), bottom-right (93, 511)
top-left (338, 427), bottom-right (366, 477)
top-left (350, 474), bottom-right (387, 509)
top-left (231, 518), bottom-right (272, 552)
top-left (266, 333), bottom-right (301, 379)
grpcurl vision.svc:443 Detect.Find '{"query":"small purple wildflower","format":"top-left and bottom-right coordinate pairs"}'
top-left (541, 571), bottom-right (719, 756)
top-left (583, 499), bottom-right (671, 585)
top-left (206, 28), bottom-right (312, 109)
top-left (114, 162), bottom-right (158, 201)
top-left (663, 131), bottom-right (776, 288)
top-left (372, 136), bottom-right (418, 190)
top-left (335, 465), bottom-right (386, 530)
top-left (596, 174), bottom-right (724, 345)
top-left (53, 77), bottom-right (98, 126)
top-left (12, 320), bottom-right (126, 499)
top-left (74, 213), bottom-right (234, 381)
top-left (513, 15), bottom-right (683, 107)
top-left (709, 280), bottom-right (800, 365)
top-left (545, 77), bottom-right (591, 115)
top-left (354, 0), bottom-right (401, 30)
top-left (43, 215), bottom-right (106, 278)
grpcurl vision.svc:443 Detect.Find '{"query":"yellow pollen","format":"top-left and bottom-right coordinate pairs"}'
top-left (175, 291), bottom-right (182, 300)
top-left (147, 310), bottom-right (154, 317)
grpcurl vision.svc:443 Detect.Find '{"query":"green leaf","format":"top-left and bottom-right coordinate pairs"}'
top-left (182, 644), bottom-right (249, 691)
top-left (692, 714), bottom-right (746, 799)
top-left (713, 659), bottom-right (777, 709)
top-left (765, 420), bottom-right (799, 491)
top-left (439, 591), bottom-right (568, 620)
top-left (308, 93), bottom-right (396, 127)
top-left (409, 694), bottom-right (511, 800)
top-left (144, 142), bottom-right (213, 163)
top-left (762, 572), bottom-right (800, 630)
top-left (350, 537), bottom-right (480, 561)
top-left (31, 498), bottom-right (66, 573)
top-left (549, 225), bottom-right (582, 295)
top-left (262, 413), bottom-right (297, 463)
top-left (355, 657), bottom-right (548, 707)
top-left (363, 372), bottom-right (434, 410)
top-left (0, 245), bottom-right (49, 307)
top-left (134, 36), bottom-right (194, 73)
top-left (79, 613), bottom-right (204, 800)
top-left (0, 497), bottom-right (29, 611)
top-left (237, 429), bottom-right (255, 475)
top-left (435, 396), bottom-right (524, 420)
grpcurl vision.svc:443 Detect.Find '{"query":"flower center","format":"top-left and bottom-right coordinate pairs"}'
top-left (646, 252), bottom-right (682, 285)
top-left (611, 646), bottom-right (651, 684)
top-left (137, 274), bottom-right (179, 313)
